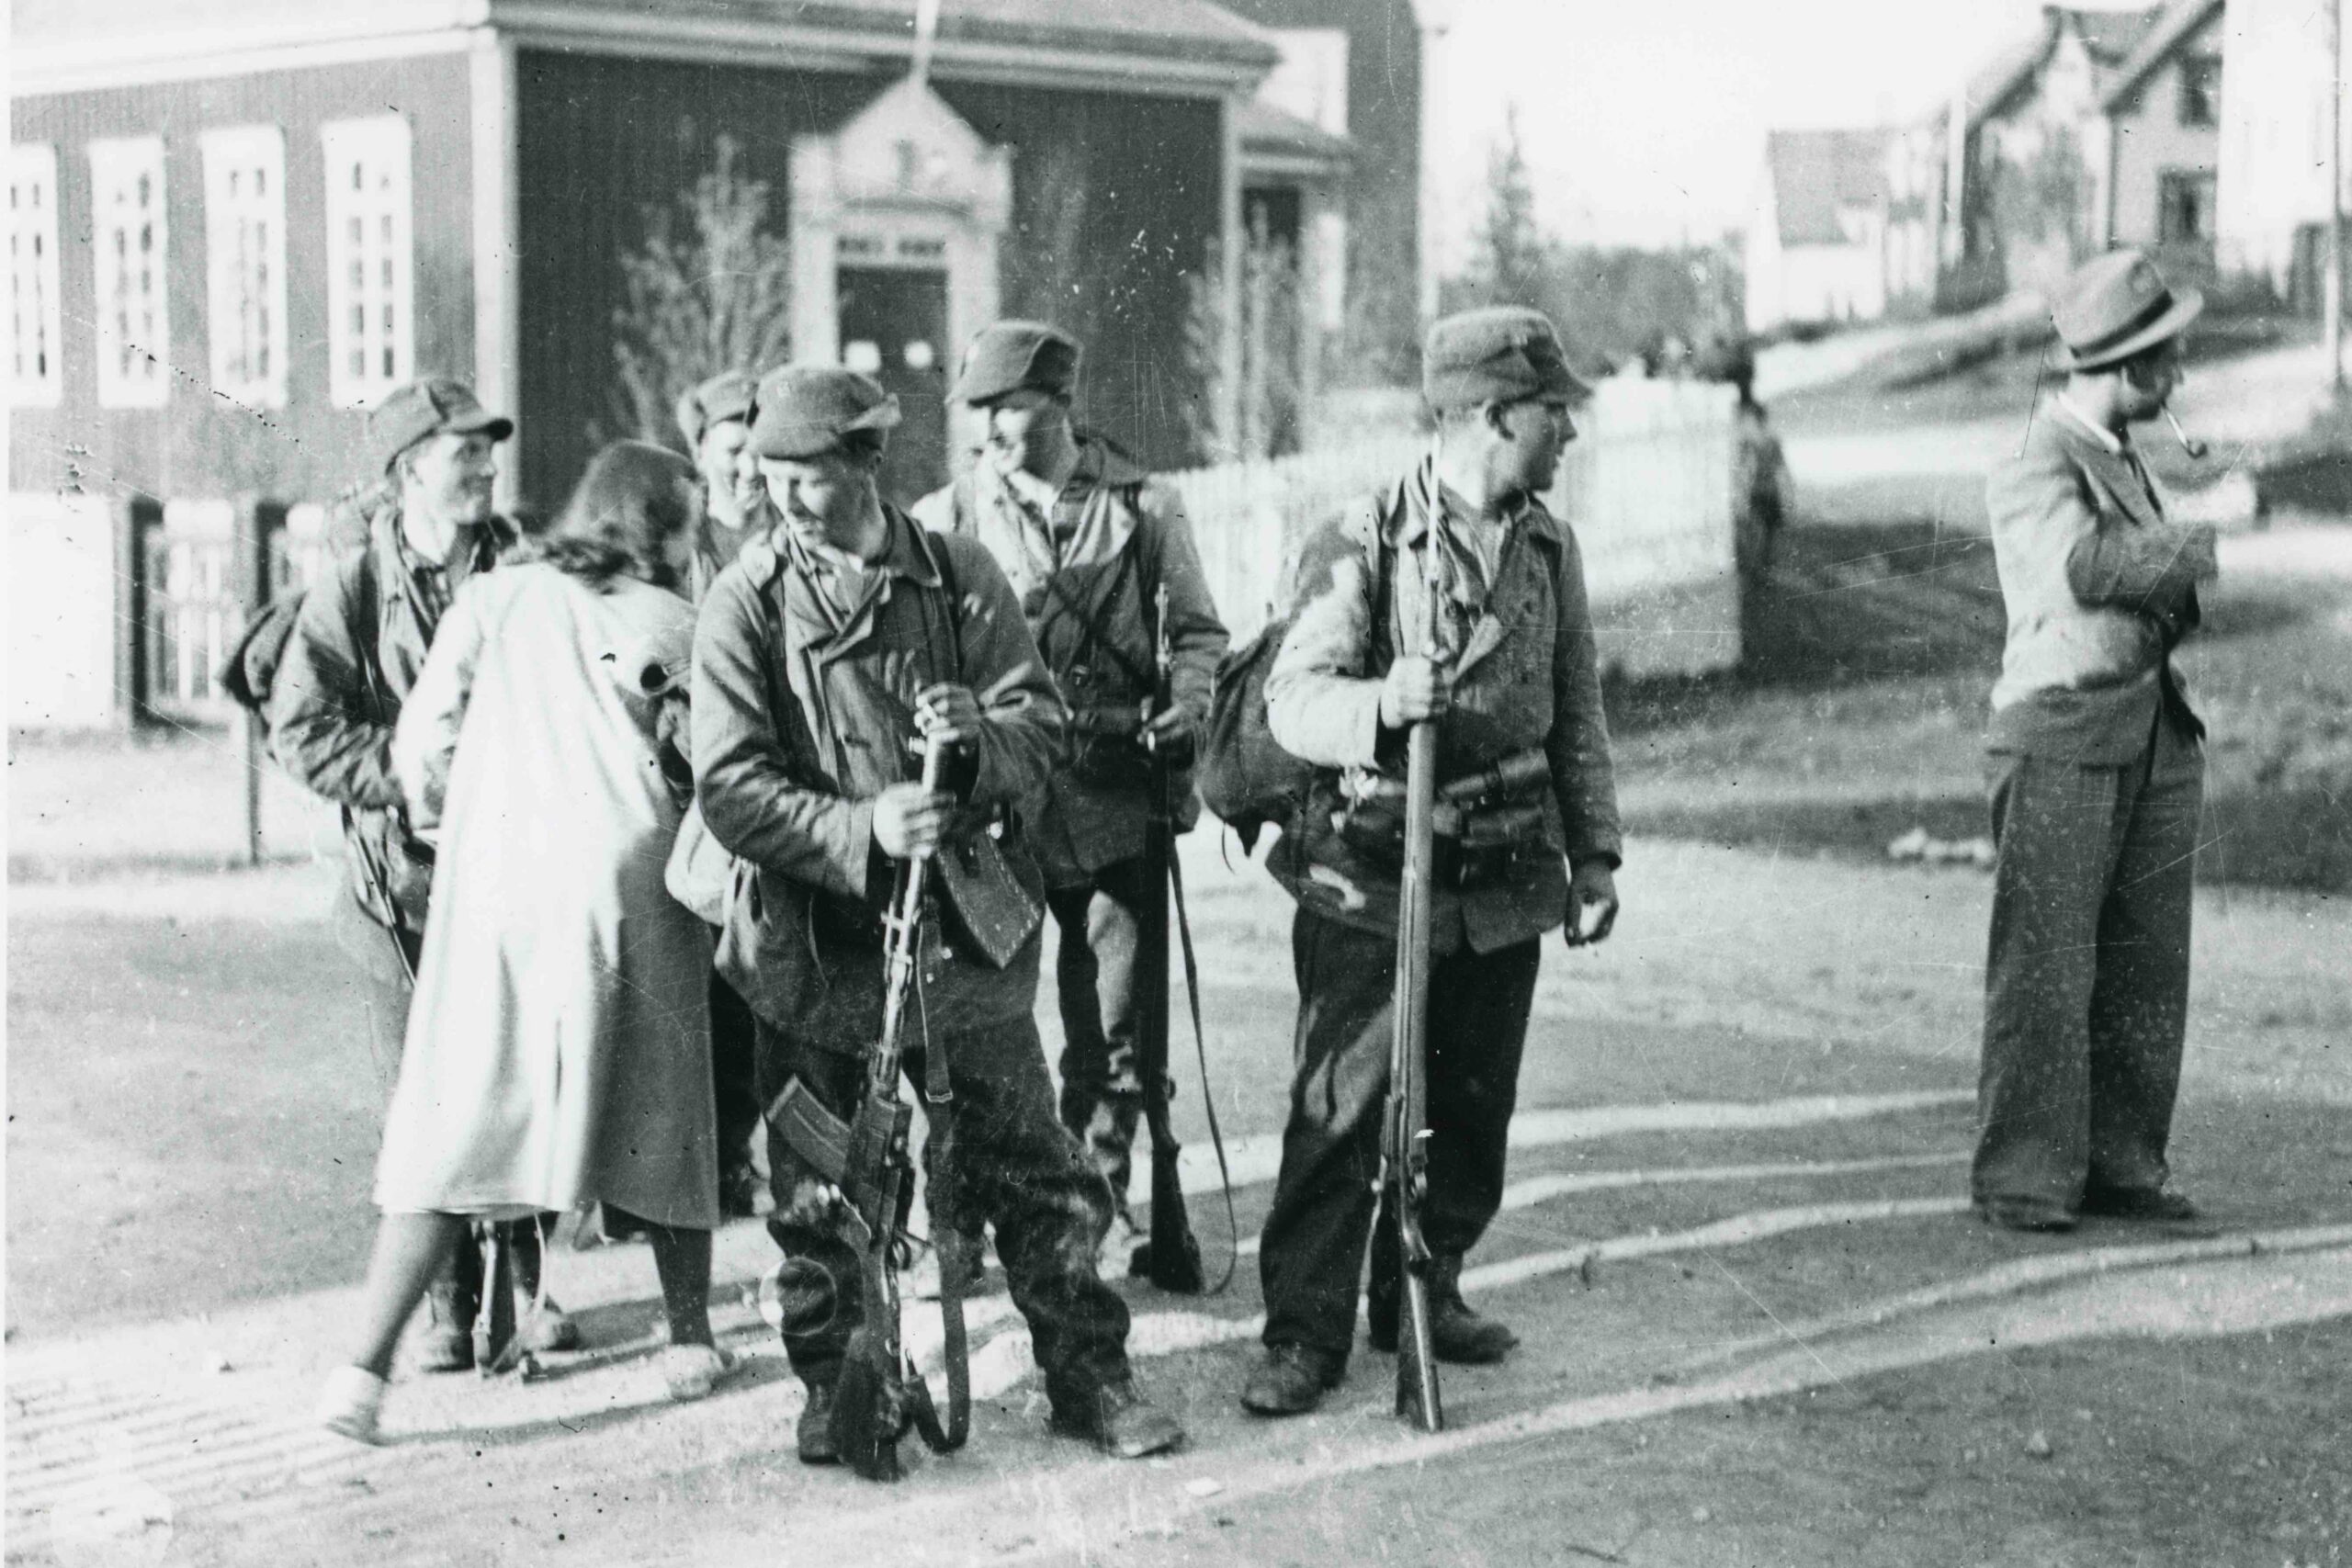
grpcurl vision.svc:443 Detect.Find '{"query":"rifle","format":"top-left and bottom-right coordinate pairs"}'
top-left (1128, 583), bottom-right (1239, 1294)
top-left (767, 736), bottom-right (970, 1481)
top-left (1386, 539), bottom-right (1444, 1432)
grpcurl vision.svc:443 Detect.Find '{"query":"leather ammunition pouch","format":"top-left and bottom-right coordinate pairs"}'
top-left (1336, 747), bottom-right (1551, 888)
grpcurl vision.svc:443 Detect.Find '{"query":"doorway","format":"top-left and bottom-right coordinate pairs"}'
top-left (837, 265), bottom-right (950, 508)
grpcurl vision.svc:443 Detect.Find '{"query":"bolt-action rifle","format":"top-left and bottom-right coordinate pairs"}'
top-left (1386, 542), bottom-right (1444, 1432)
top-left (768, 736), bottom-right (970, 1481)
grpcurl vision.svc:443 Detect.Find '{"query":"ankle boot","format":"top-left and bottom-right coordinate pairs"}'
top-left (1366, 1254), bottom-right (1519, 1365)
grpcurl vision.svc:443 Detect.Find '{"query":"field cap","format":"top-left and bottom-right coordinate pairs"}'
top-left (750, 365), bottom-right (901, 459)
top-left (1423, 306), bottom-right (1591, 412)
top-left (951, 321), bottom-right (1081, 405)
top-left (675, 370), bottom-right (760, 450)
top-left (2052, 249), bottom-right (2203, 372)
top-left (372, 378), bottom-right (513, 471)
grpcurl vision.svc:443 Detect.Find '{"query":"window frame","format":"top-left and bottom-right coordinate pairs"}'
top-left (10, 142), bottom-right (64, 408)
top-left (2177, 55), bottom-right (2221, 130)
top-left (89, 134), bottom-right (174, 410)
top-left (200, 125), bottom-right (290, 410)
top-left (2155, 168), bottom-right (2218, 244)
top-left (320, 114), bottom-right (415, 410)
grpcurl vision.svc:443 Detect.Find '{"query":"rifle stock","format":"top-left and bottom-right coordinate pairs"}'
top-left (1387, 547), bottom-right (1444, 1433)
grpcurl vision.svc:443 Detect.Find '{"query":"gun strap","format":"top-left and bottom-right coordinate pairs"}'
top-left (1164, 840), bottom-right (1239, 1294)
top-left (907, 975), bottom-right (969, 1454)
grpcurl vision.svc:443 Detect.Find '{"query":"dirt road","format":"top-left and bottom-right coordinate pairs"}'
top-left (9, 829), bottom-right (2348, 1567)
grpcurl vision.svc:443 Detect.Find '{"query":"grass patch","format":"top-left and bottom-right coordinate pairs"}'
top-left (1610, 522), bottom-right (2352, 891)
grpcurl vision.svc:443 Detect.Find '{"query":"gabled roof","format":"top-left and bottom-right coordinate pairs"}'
top-left (1944, 4), bottom-right (2165, 131)
top-left (1238, 98), bottom-right (1353, 174)
top-left (13, 0), bottom-right (1279, 93)
top-left (2099, 0), bottom-right (2224, 111)
top-left (1765, 128), bottom-right (1890, 247)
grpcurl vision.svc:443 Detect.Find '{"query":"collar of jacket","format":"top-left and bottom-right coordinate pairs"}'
top-left (1069, 432), bottom-right (1150, 491)
top-left (771, 502), bottom-right (946, 656)
top-left (1379, 452), bottom-right (1564, 555)
top-left (369, 500), bottom-right (512, 580)
top-left (2040, 403), bottom-right (2163, 531)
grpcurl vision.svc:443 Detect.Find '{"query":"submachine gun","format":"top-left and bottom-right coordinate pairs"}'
top-left (769, 736), bottom-right (971, 1482)
top-left (1387, 545), bottom-right (1446, 1432)
top-left (1129, 583), bottom-right (1238, 1294)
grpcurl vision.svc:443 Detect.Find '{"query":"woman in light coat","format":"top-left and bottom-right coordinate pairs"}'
top-left (319, 442), bottom-right (728, 1441)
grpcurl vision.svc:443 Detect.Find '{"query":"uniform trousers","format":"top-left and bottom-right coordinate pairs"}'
top-left (1974, 715), bottom-right (2202, 1212)
top-left (752, 1014), bottom-right (1134, 1404)
top-left (1258, 908), bottom-right (1541, 1361)
top-left (1046, 858), bottom-right (1150, 1215)
top-left (707, 961), bottom-right (763, 1185)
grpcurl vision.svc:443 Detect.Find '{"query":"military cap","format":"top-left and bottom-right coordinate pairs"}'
top-left (2051, 248), bottom-right (2203, 372)
top-left (951, 321), bottom-right (1081, 405)
top-left (370, 378), bottom-right (514, 472)
top-left (674, 369), bottom-right (760, 450)
top-left (749, 364), bottom-right (901, 459)
top-left (1422, 306), bottom-right (1591, 412)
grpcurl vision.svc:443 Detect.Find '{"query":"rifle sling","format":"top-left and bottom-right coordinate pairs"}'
top-left (1162, 824), bottom-right (1240, 1294)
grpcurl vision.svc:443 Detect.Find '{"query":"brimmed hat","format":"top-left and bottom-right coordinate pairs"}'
top-left (1423, 307), bottom-right (1591, 412)
top-left (2052, 249), bottom-right (2203, 372)
top-left (951, 321), bottom-right (1081, 406)
top-left (674, 370), bottom-right (760, 450)
top-left (370, 378), bottom-right (513, 471)
top-left (749, 365), bottom-right (901, 459)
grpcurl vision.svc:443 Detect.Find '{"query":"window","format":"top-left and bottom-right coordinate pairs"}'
top-left (90, 136), bottom-right (172, 409)
top-left (2177, 56), bottom-right (2221, 129)
top-left (202, 126), bottom-right (288, 408)
top-left (10, 144), bottom-right (62, 407)
top-left (321, 115), bottom-right (413, 408)
top-left (2157, 169), bottom-right (2217, 243)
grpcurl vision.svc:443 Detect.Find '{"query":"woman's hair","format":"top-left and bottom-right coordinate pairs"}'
top-left (533, 440), bottom-right (701, 591)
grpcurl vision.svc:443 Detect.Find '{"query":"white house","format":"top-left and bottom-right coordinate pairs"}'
top-left (1746, 129), bottom-right (1893, 333)
top-left (2216, 0), bottom-right (2348, 309)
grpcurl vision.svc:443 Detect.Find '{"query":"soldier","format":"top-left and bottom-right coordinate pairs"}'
top-left (1973, 249), bottom-right (2216, 1235)
top-left (676, 369), bottom-right (781, 1220)
top-left (915, 321), bottom-right (1229, 1262)
top-left (1241, 307), bottom-right (1623, 1416)
top-left (270, 378), bottom-right (577, 1368)
top-left (693, 365), bottom-right (1185, 1463)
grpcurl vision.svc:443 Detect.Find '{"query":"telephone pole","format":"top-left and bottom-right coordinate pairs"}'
top-left (2329, 0), bottom-right (2346, 390)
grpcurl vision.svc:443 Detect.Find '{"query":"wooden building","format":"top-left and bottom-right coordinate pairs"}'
top-left (9, 0), bottom-right (1284, 517)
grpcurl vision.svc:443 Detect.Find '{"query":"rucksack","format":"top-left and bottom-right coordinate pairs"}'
top-left (1197, 502), bottom-right (1392, 854)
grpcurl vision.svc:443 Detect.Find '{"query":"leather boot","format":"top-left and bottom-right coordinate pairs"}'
top-left (797, 1380), bottom-right (840, 1465)
top-left (1050, 1375), bottom-right (1185, 1458)
top-left (1366, 1255), bottom-right (1519, 1365)
top-left (1238, 1343), bottom-right (1345, 1416)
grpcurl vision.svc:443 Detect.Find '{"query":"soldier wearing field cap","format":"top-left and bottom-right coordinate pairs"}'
top-left (693, 363), bottom-right (1186, 1464)
top-left (675, 369), bottom-right (781, 598)
top-left (914, 321), bottom-right (1229, 1265)
top-left (1240, 306), bottom-right (1623, 1416)
top-left (272, 378), bottom-right (578, 1366)
top-left (1972, 249), bottom-right (2219, 1235)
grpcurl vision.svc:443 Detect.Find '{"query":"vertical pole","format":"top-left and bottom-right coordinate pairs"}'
top-left (1218, 91), bottom-right (1246, 464)
top-left (470, 30), bottom-right (523, 512)
top-left (230, 497), bottom-right (284, 866)
top-left (111, 495), bottom-right (161, 728)
top-left (2329, 0), bottom-right (2346, 391)
top-left (1418, 6), bottom-right (1453, 334)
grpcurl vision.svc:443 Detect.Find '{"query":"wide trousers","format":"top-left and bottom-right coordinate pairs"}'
top-left (752, 1014), bottom-right (1134, 1404)
top-left (1258, 908), bottom-right (1541, 1360)
top-left (1973, 717), bottom-right (2202, 1212)
top-left (1047, 858), bottom-right (1150, 1216)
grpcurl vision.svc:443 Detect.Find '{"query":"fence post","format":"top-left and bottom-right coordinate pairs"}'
top-left (111, 494), bottom-right (163, 728)
top-left (230, 495), bottom-right (287, 867)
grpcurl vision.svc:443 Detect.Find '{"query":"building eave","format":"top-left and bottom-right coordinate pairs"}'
top-left (2098, 0), bottom-right (2223, 112)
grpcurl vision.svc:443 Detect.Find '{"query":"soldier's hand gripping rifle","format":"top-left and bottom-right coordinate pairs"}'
top-left (768, 736), bottom-right (970, 1482)
top-left (1387, 540), bottom-right (1444, 1432)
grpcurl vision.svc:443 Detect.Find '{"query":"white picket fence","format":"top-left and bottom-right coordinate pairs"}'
top-left (1166, 379), bottom-right (1742, 676)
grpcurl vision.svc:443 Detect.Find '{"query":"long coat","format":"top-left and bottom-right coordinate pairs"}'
top-left (375, 563), bottom-right (718, 1229)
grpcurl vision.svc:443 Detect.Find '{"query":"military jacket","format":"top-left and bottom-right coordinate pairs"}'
top-left (692, 505), bottom-right (1065, 1049)
top-left (1264, 454), bottom-right (1622, 954)
top-left (915, 436), bottom-right (1228, 886)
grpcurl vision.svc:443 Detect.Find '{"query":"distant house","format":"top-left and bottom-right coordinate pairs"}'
top-left (2216, 0), bottom-right (2347, 310)
top-left (1745, 129), bottom-right (1893, 333)
top-left (8, 0), bottom-right (1283, 520)
top-left (2099, 0), bottom-right (2225, 287)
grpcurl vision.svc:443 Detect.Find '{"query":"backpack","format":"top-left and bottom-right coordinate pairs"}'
top-left (1197, 502), bottom-right (1393, 854)
top-left (215, 593), bottom-right (308, 716)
